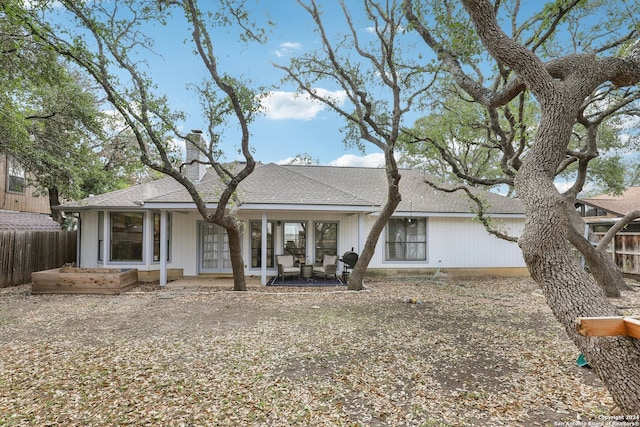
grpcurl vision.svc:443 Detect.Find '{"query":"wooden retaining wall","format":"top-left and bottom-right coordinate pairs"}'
top-left (0, 230), bottom-right (77, 287)
top-left (31, 267), bottom-right (137, 295)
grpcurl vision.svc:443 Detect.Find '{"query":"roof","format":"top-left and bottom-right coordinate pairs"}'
top-left (60, 163), bottom-right (524, 215)
top-left (580, 187), bottom-right (640, 217)
top-left (0, 210), bottom-right (62, 231)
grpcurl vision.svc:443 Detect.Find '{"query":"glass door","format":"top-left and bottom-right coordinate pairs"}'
top-left (199, 223), bottom-right (232, 273)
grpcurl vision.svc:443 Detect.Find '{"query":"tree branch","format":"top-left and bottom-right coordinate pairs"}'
top-left (423, 179), bottom-right (518, 242)
top-left (598, 210), bottom-right (640, 250)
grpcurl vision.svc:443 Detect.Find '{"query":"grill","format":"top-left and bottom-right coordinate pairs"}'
top-left (339, 249), bottom-right (359, 282)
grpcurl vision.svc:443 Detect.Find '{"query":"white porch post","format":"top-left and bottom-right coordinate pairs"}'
top-left (261, 211), bottom-right (267, 285)
top-left (103, 211), bottom-right (109, 267)
top-left (160, 210), bottom-right (168, 287)
top-left (76, 214), bottom-right (82, 267)
top-left (358, 213), bottom-right (366, 253)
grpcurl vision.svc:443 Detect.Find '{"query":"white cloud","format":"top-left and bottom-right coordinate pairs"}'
top-left (276, 156), bottom-right (297, 165)
top-left (261, 89), bottom-right (347, 121)
top-left (328, 153), bottom-right (386, 168)
top-left (274, 41), bottom-right (302, 58)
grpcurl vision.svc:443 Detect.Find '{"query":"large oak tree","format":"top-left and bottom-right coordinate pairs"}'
top-left (7, 0), bottom-right (266, 290)
top-left (277, 0), bottom-right (436, 290)
top-left (403, 0), bottom-right (640, 412)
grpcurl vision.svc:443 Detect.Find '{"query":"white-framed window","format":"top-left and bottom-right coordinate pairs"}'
top-left (283, 221), bottom-right (307, 264)
top-left (7, 156), bottom-right (26, 193)
top-left (110, 212), bottom-right (144, 262)
top-left (99, 211), bottom-right (171, 263)
top-left (385, 218), bottom-right (427, 261)
top-left (314, 221), bottom-right (338, 263)
top-left (250, 221), bottom-right (274, 268)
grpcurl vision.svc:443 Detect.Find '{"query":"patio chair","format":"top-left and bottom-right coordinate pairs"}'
top-left (313, 254), bottom-right (338, 279)
top-left (276, 254), bottom-right (300, 283)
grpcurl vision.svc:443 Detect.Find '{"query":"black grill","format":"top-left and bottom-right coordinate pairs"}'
top-left (340, 251), bottom-right (358, 268)
top-left (339, 249), bottom-right (359, 281)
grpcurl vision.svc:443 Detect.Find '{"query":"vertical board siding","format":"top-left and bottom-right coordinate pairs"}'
top-left (0, 230), bottom-right (77, 287)
top-left (0, 154), bottom-right (51, 214)
top-left (595, 232), bottom-right (640, 276)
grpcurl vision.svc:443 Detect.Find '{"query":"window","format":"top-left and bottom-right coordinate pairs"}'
top-left (153, 213), bottom-right (172, 262)
top-left (7, 156), bottom-right (26, 193)
top-left (110, 212), bottom-right (144, 262)
top-left (385, 218), bottom-right (427, 261)
top-left (314, 222), bottom-right (338, 263)
top-left (98, 212), bottom-right (104, 261)
top-left (250, 221), bottom-right (274, 268)
top-left (283, 221), bottom-right (306, 263)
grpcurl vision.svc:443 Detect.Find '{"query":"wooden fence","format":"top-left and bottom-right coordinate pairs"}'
top-left (594, 232), bottom-right (640, 277)
top-left (0, 230), bottom-right (77, 287)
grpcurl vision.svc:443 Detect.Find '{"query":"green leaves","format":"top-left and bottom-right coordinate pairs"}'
top-left (0, 3), bottom-right (144, 205)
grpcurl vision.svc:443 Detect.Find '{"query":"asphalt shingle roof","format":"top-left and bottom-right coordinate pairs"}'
top-left (580, 187), bottom-right (640, 216)
top-left (0, 211), bottom-right (62, 231)
top-left (60, 163), bottom-right (524, 215)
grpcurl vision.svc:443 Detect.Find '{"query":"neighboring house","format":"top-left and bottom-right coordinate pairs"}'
top-left (577, 188), bottom-right (640, 275)
top-left (0, 153), bottom-right (67, 287)
top-left (577, 187), bottom-right (640, 226)
top-left (0, 152), bottom-right (59, 230)
top-left (59, 155), bottom-right (527, 285)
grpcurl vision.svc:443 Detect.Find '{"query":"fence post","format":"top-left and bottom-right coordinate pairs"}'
top-left (0, 230), bottom-right (77, 287)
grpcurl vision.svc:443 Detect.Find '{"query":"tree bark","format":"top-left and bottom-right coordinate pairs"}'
top-left (565, 209), bottom-right (625, 298)
top-left (516, 162), bottom-right (640, 412)
top-left (48, 187), bottom-right (63, 224)
top-left (460, 0), bottom-right (640, 412)
top-left (348, 150), bottom-right (402, 291)
top-left (224, 221), bottom-right (246, 292)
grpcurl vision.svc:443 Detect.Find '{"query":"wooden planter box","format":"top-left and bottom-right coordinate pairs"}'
top-left (31, 268), bottom-right (138, 295)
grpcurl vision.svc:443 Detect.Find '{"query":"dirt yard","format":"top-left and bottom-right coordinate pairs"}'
top-left (1, 276), bottom-right (638, 426)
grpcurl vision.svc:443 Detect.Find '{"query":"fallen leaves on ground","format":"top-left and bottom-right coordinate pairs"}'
top-left (1, 276), bottom-right (638, 426)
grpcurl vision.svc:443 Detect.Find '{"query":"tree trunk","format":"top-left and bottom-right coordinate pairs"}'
top-left (456, 0), bottom-right (640, 410)
top-left (567, 228), bottom-right (625, 298)
top-left (48, 187), bottom-right (63, 224)
top-left (225, 221), bottom-right (247, 291)
top-left (583, 249), bottom-right (625, 298)
top-left (565, 209), bottom-right (624, 297)
top-left (348, 159), bottom-right (402, 291)
top-left (516, 156), bottom-right (640, 413)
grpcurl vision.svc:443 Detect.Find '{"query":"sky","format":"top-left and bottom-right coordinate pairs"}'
top-left (48, 0), bottom-right (639, 179)
top-left (110, 1), bottom-right (397, 168)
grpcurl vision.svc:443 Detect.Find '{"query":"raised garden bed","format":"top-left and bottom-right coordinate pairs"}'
top-left (31, 267), bottom-right (138, 295)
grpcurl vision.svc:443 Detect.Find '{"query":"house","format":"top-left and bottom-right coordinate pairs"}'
top-left (0, 153), bottom-right (68, 287)
top-left (577, 187), bottom-right (640, 224)
top-left (0, 152), bottom-right (60, 231)
top-left (577, 187), bottom-right (640, 275)
top-left (59, 153), bottom-right (527, 286)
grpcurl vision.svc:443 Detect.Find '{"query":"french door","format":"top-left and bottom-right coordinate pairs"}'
top-left (199, 223), bottom-right (232, 273)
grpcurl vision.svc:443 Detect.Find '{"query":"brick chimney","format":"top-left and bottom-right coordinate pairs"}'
top-left (185, 130), bottom-right (207, 183)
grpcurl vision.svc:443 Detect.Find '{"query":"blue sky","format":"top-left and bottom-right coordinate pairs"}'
top-left (51, 1), bottom-right (638, 176)
top-left (122, 1), bottom-right (393, 167)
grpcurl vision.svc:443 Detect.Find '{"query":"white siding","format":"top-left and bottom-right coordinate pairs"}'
top-left (367, 215), bottom-right (525, 269)
top-left (171, 212), bottom-right (199, 276)
top-left (77, 209), bottom-right (525, 276)
top-left (79, 211), bottom-right (99, 268)
top-left (427, 217), bottom-right (525, 268)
